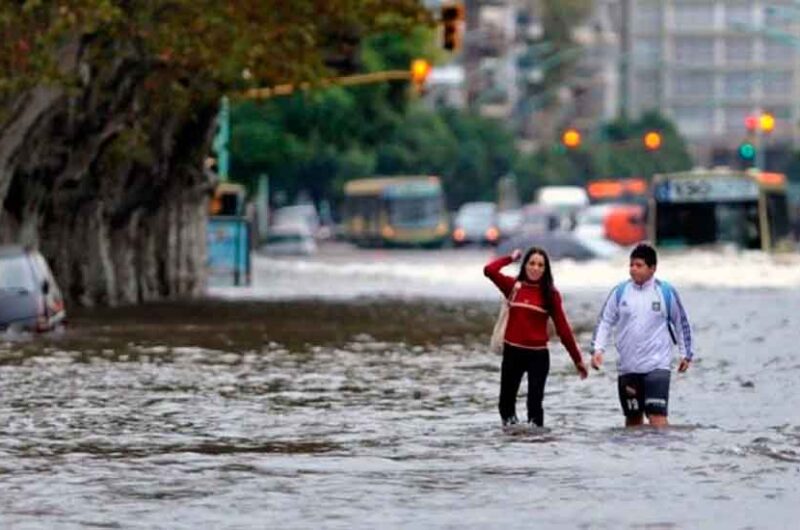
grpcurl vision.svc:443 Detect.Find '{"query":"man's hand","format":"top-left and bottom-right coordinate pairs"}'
top-left (575, 361), bottom-right (588, 379)
top-left (591, 351), bottom-right (604, 370)
top-left (510, 248), bottom-right (522, 262)
top-left (678, 357), bottom-right (691, 373)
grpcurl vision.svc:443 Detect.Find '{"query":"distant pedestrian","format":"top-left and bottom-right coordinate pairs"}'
top-left (484, 247), bottom-right (588, 427)
top-left (590, 242), bottom-right (694, 427)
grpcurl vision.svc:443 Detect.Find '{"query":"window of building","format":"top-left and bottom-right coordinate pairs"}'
top-left (672, 105), bottom-right (714, 136)
top-left (672, 3), bottom-right (715, 31)
top-left (723, 72), bottom-right (754, 98)
top-left (763, 71), bottom-right (793, 97)
top-left (674, 72), bottom-right (715, 96)
top-left (635, 71), bottom-right (659, 106)
top-left (724, 37), bottom-right (754, 64)
top-left (725, 2), bottom-right (753, 30)
top-left (674, 38), bottom-right (715, 65)
top-left (763, 5), bottom-right (790, 30)
top-left (764, 40), bottom-right (793, 64)
top-left (723, 106), bottom-right (751, 132)
top-left (634, 37), bottom-right (661, 63)
top-left (634, 4), bottom-right (662, 33)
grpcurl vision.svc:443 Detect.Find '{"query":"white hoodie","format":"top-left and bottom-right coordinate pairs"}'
top-left (591, 277), bottom-right (694, 375)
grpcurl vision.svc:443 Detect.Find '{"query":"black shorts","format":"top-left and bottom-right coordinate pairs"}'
top-left (617, 369), bottom-right (671, 417)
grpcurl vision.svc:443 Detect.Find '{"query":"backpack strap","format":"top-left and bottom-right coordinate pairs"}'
top-left (656, 279), bottom-right (678, 345)
top-left (613, 280), bottom-right (631, 306)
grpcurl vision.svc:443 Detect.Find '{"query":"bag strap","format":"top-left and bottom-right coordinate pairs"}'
top-left (506, 281), bottom-right (521, 304)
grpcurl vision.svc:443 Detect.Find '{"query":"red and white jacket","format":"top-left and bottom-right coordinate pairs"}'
top-left (484, 255), bottom-right (583, 364)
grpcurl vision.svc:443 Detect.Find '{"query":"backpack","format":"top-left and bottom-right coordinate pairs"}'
top-left (613, 279), bottom-right (677, 345)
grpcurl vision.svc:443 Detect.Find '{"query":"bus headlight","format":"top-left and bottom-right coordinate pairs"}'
top-left (453, 228), bottom-right (465, 242)
top-left (381, 225), bottom-right (396, 239)
top-left (486, 227), bottom-right (499, 242)
top-left (436, 222), bottom-right (448, 235)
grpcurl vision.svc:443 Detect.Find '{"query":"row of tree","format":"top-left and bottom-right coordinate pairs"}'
top-left (229, 82), bottom-right (696, 213)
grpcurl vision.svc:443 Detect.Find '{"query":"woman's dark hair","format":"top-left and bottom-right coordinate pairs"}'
top-left (630, 242), bottom-right (657, 267)
top-left (517, 246), bottom-right (555, 313)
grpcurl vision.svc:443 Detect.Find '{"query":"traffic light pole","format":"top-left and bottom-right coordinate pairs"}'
top-left (239, 70), bottom-right (416, 100)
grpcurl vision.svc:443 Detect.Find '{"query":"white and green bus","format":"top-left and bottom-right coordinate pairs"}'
top-left (343, 176), bottom-right (450, 247)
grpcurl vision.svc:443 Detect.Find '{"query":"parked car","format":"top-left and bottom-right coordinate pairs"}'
top-left (261, 223), bottom-right (318, 256)
top-left (496, 209), bottom-right (524, 239)
top-left (0, 246), bottom-right (66, 332)
top-left (573, 204), bottom-right (617, 241)
top-left (272, 204), bottom-right (331, 240)
top-left (452, 201), bottom-right (499, 246)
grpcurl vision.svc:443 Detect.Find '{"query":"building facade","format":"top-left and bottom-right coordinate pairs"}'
top-left (619, 0), bottom-right (800, 165)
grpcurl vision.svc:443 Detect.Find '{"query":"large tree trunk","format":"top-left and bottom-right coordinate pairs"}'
top-left (0, 41), bottom-right (216, 307)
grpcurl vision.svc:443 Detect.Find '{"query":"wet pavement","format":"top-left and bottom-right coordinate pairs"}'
top-left (2, 247), bottom-right (800, 528)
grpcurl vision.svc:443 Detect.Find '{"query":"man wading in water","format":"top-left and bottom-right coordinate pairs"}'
top-left (590, 243), bottom-right (694, 427)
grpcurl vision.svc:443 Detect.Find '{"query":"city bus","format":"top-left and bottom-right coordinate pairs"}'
top-left (649, 168), bottom-right (793, 252)
top-left (343, 176), bottom-right (450, 247)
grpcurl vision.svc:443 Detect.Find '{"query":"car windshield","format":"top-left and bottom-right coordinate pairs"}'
top-left (267, 233), bottom-right (305, 244)
top-left (0, 255), bottom-right (36, 290)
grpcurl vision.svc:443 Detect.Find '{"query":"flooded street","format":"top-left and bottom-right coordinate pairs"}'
top-left (2, 246), bottom-right (800, 528)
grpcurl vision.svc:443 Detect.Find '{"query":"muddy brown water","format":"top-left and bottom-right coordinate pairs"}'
top-left (1, 289), bottom-right (799, 529)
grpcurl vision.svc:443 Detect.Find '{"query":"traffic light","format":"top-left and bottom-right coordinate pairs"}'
top-left (441, 3), bottom-right (465, 51)
top-left (760, 112), bottom-right (775, 133)
top-left (410, 58), bottom-right (431, 94)
top-left (643, 131), bottom-right (662, 151)
top-left (744, 112), bottom-right (775, 133)
top-left (738, 141), bottom-right (756, 162)
top-left (561, 128), bottom-right (581, 149)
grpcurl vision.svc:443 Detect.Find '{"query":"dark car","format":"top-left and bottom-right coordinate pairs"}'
top-left (0, 246), bottom-right (66, 332)
top-left (452, 201), bottom-right (500, 246)
top-left (496, 230), bottom-right (622, 261)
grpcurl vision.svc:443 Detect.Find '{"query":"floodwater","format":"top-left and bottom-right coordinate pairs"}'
top-left (2, 247), bottom-right (800, 529)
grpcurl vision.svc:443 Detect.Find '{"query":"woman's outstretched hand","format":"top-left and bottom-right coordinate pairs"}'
top-left (510, 248), bottom-right (522, 261)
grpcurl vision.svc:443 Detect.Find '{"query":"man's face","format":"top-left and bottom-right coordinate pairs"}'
top-left (629, 258), bottom-right (655, 285)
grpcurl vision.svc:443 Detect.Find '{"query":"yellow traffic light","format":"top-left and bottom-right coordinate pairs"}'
top-left (410, 59), bottom-right (431, 92)
top-left (441, 3), bottom-right (465, 51)
top-left (643, 131), bottom-right (662, 151)
top-left (562, 128), bottom-right (581, 149)
top-left (759, 112), bottom-right (775, 133)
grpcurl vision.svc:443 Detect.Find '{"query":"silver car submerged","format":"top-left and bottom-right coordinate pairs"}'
top-left (0, 246), bottom-right (66, 332)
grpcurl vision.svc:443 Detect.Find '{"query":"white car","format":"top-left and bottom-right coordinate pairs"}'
top-left (262, 223), bottom-right (317, 256)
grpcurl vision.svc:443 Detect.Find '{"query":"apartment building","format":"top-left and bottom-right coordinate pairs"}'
top-left (619, 0), bottom-right (800, 164)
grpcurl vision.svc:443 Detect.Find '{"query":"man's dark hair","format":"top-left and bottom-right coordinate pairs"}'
top-left (630, 242), bottom-right (657, 267)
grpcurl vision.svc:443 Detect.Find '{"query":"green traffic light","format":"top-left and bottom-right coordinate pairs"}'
top-left (738, 143), bottom-right (755, 160)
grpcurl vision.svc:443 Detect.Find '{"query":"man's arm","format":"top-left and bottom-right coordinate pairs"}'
top-left (590, 287), bottom-right (620, 369)
top-left (669, 287), bottom-right (694, 372)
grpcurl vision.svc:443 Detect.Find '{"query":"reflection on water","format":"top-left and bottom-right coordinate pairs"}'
top-left (1, 289), bottom-right (800, 528)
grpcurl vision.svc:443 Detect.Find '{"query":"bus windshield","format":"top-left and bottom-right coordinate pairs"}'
top-left (651, 170), bottom-right (792, 251)
top-left (387, 196), bottom-right (443, 226)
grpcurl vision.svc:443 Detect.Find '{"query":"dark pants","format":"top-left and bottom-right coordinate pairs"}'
top-left (499, 344), bottom-right (550, 426)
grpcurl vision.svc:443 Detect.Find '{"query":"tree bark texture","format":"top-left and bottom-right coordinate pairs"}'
top-left (0, 41), bottom-right (215, 307)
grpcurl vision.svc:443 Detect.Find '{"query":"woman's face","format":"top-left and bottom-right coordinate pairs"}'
top-left (525, 252), bottom-right (546, 282)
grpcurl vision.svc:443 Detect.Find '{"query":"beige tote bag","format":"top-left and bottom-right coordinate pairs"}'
top-left (489, 282), bottom-right (520, 355)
